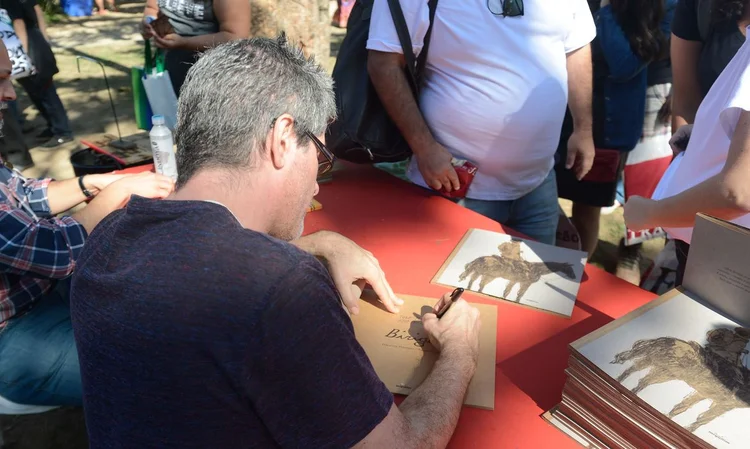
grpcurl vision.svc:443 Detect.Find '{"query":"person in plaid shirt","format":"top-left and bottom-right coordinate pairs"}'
top-left (0, 40), bottom-right (176, 406)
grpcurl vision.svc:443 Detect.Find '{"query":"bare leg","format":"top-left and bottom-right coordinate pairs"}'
top-left (571, 203), bottom-right (601, 260)
top-left (667, 393), bottom-right (704, 418)
top-left (503, 281), bottom-right (515, 298)
top-left (686, 405), bottom-right (730, 433)
top-left (478, 275), bottom-right (494, 293)
top-left (515, 282), bottom-right (532, 302)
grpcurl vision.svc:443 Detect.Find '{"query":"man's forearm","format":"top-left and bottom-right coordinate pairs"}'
top-left (367, 51), bottom-right (434, 155)
top-left (398, 351), bottom-right (475, 447)
top-left (566, 45), bottom-right (593, 132)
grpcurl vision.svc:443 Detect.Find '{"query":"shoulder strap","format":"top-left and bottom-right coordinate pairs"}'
top-left (387, 0), bottom-right (420, 96)
top-left (696, 0), bottom-right (712, 42)
top-left (417, 0), bottom-right (439, 79)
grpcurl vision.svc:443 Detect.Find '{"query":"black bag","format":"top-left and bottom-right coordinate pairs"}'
top-left (327, 0), bottom-right (438, 164)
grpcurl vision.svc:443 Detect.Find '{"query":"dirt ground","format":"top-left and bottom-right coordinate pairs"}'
top-left (2, 6), bottom-right (663, 448)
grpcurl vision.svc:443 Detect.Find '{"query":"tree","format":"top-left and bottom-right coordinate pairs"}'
top-left (250, 0), bottom-right (331, 67)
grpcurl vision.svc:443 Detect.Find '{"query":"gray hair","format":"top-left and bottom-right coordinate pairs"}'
top-left (174, 34), bottom-right (336, 187)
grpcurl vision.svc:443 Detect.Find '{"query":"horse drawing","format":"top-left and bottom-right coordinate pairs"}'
top-left (458, 256), bottom-right (576, 302)
top-left (611, 327), bottom-right (750, 433)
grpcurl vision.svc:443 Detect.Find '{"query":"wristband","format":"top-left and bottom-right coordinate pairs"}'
top-left (78, 176), bottom-right (94, 199)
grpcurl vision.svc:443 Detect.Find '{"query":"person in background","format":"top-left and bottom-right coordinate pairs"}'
top-left (626, 3), bottom-right (750, 286)
top-left (367, 0), bottom-right (597, 245)
top-left (613, 0), bottom-right (677, 285)
top-left (1, 0), bottom-right (73, 148)
top-left (93, 0), bottom-right (115, 15)
top-left (70, 36), bottom-right (482, 448)
top-left (0, 42), bottom-right (176, 406)
top-left (332, 0), bottom-right (354, 28)
top-left (556, 0), bottom-right (671, 258)
top-left (140, 0), bottom-right (250, 96)
top-left (667, 0), bottom-right (749, 274)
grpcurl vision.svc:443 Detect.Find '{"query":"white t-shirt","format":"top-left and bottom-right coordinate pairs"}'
top-left (366, 0), bottom-right (595, 200)
top-left (652, 28), bottom-right (750, 244)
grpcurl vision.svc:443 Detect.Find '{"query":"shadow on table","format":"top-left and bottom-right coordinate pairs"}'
top-left (496, 300), bottom-right (614, 414)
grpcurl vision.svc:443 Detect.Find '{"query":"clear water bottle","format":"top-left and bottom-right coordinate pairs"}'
top-left (149, 115), bottom-right (178, 182)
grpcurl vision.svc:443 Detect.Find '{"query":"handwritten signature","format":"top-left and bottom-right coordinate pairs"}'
top-left (385, 328), bottom-right (429, 348)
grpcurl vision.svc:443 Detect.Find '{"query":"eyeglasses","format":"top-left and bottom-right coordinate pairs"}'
top-left (487, 0), bottom-right (523, 17)
top-left (270, 117), bottom-right (335, 176)
top-left (305, 131), bottom-right (335, 176)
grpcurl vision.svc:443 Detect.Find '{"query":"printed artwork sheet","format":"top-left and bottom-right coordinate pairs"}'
top-left (433, 229), bottom-right (587, 317)
top-left (351, 293), bottom-right (497, 410)
top-left (575, 291), bottom-right (750, 448)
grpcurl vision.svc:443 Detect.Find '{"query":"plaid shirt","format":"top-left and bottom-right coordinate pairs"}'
top-left (0, 162), bottom-right (87, 326)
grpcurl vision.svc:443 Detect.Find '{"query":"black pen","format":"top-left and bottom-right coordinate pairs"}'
top-left (436, 288), bottom-right (464, 319)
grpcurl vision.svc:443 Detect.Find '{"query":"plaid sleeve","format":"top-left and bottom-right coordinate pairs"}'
top-left (0, 205), bottom-right (87, 279)
top-left (19, 177), bottom-right (54, 216)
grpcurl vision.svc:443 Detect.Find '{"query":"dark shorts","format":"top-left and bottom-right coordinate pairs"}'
top-left (555, 148), bottom-right (628, 208)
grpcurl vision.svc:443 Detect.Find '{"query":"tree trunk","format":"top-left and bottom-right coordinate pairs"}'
top-left (250, 0), bottom-right (331, 67)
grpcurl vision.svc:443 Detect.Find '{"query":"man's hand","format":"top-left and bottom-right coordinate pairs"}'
top-left (422, 294), bottom-right (481, 363)
top-left (566, 129), bottom-right (595, 180)
top-left (414, 141), bottom-right (460, 192)
top-left (153, 33), bottom-right (184, 50)
top-left (297, 232), bottom-right (404, 315)
top-left (623, 195), bottom-right (658, 231)
top-left (670, 124), bottom-right (693, 156)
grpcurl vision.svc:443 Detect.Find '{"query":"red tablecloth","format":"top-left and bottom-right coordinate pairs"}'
top-left (119, 162), bottom-right (657, 447)
top-left (305, 164), bottom-right (656, 448)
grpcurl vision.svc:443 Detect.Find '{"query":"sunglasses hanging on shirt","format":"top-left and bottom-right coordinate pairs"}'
top-left (487, 0), bottom-right (524, 17)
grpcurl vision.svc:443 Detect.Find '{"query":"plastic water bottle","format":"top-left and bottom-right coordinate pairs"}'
top-left (149, 115), bottom-right (178, 181)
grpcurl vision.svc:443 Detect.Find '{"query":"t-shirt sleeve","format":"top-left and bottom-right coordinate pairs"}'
top-left (366, 0), bottom-right (430, 57)
top-left (249, 259), bottom-right (393, 449)
top-left (564, 0), bottom-right (596, 53)
top-left (719, 56), bottom-right (750, 140)
top-left (672, 0), bottom-right (701, 41)
top-left (3, 0), bottom-right (25, 21)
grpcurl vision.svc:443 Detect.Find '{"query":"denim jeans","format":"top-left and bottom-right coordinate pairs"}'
top-left (456, 169), bottom-right (559, 245)
top-left (0, 279), bottom-right (81, 406)
top-left (17, 77), bottom-right (73, 137)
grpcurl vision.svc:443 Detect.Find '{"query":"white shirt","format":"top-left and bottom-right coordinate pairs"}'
top-left (652, 28), bottom-right (750, 244)
top-left (366, 0), bottom-right (595, 200)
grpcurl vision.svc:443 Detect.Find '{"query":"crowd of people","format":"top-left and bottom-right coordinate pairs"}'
top-left (0, 0), bottom-right (749, 446)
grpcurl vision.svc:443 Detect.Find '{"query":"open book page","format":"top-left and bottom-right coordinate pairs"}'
top-left (432, 229), bottom-right (587, 317)
top-left (573, 290), bottom-right (750, 448)
top-left (351, 292), bottom-right (497, 410)
top-left (684, 214), bottom-right (750, 326)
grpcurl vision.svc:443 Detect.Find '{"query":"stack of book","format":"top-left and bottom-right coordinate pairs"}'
top-left (546, 215), bottom-right (750, 449)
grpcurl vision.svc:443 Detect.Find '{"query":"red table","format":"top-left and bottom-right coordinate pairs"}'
top-left (305, 164), bottom-right (657, 448)
top-left (119, 162), bottom-right (656, 447)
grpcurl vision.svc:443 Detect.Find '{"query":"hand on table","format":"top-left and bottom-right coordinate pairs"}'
top-left (566, 128), bottom-right (595, 180)
top-left (297, 231), bottom-right (404, 315)
top-left (422, 293), bottom-right (481, 363)
top-left (623, 196), bottom-right (659, 231)
top-left (414, 140), bottom-right (460, 193)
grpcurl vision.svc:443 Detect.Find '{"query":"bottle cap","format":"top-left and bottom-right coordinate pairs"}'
top-left (152, 115), bottom-right (165, 126)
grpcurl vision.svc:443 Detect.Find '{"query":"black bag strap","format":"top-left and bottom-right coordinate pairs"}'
top-left (386, 0), bottom-right (439, 97)
top-left (696, 0), bottom-right (713, 42)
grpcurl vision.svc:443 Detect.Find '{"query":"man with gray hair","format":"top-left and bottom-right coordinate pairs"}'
top-left (70, 35), bottom-right (482, 448)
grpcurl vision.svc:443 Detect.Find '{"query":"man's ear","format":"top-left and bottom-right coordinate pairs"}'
top-left (267, 114), bottom-right (296, 170)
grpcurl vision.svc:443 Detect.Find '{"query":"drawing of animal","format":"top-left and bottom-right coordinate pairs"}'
top-left (611, 327), bottom-right (750, 433)
top-left (497, 240), bottom-right (522, 261)
top-left (458, 256), bottom-right (576, 302)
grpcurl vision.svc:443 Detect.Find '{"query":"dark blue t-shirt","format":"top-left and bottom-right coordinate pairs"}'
top-left (70, 196), bottom-right (393, 448)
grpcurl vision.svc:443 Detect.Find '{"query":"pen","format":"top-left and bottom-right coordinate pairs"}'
top-left (436, 287), bottom-right (464, 319)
